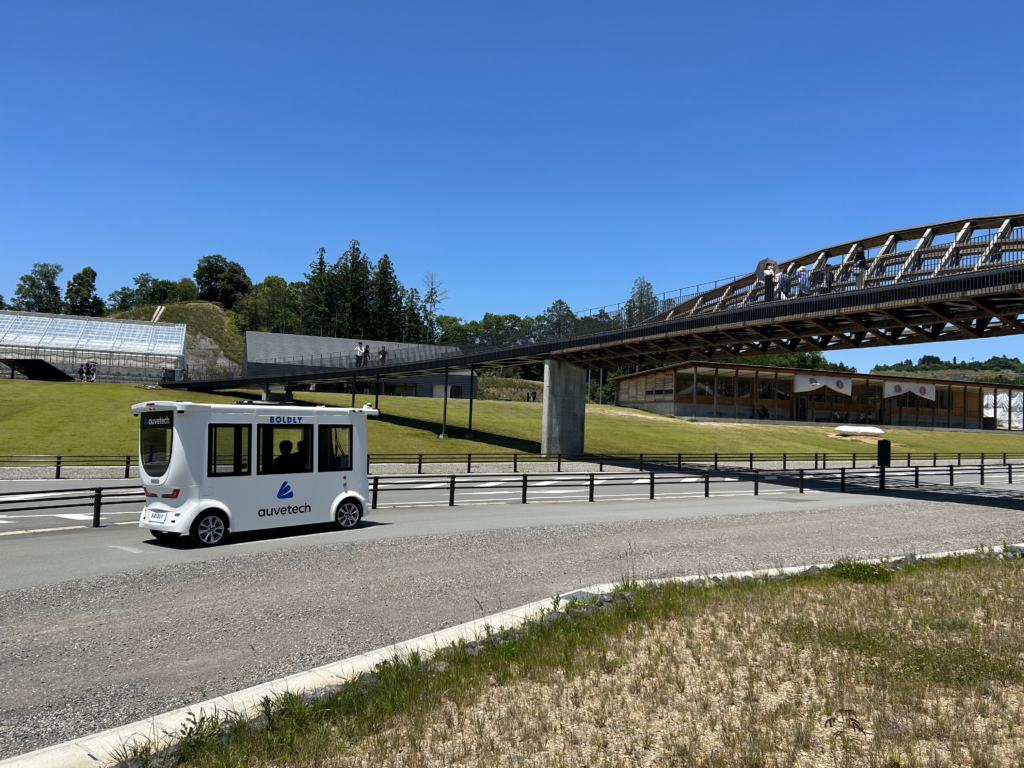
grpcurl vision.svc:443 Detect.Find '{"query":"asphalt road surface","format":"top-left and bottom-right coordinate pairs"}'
top-left (0, 465), bottom-right (1009, 534)
top-left (1, 479), bottom-right (1022, 759)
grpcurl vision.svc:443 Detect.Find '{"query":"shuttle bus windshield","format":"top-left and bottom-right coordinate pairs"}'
top-left (139, 411), bottom-right (174, 477)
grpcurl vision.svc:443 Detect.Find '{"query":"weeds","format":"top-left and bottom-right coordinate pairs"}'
top-left (129, 554), bottom-right (1024, 767)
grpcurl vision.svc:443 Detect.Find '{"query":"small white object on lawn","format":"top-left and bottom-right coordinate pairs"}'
top-left (835, 425), bottom-right (885, 436)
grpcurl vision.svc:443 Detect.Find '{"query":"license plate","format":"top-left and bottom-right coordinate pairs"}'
top-left (149, 512), bottom-right (167, 523)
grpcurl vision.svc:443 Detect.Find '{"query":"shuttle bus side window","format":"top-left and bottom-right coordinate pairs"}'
top-left (257, 424), bottom-right (313, 474)
top-left (208, 424), bottom-right (252, 477)
top-left (318, 425), bottom-right (352, 472)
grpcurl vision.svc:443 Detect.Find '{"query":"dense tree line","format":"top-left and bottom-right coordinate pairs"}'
top-left (874, 354), bottom-right (1024, 374)
top-left (4, 252), bottom-right (672, 353)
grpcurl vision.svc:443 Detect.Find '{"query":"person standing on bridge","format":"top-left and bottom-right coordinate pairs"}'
top-left (378, 345), bottom-right (388, 364)
top-left (797, 266), bottom-right (811, 296)
top-left (852, 250), bottom-right (867, 290)
top-left (354, 342), bottom-right (365, 367)
top-left (762, 263), bottom-right (775, 302)
top-left (778, 268), bottom-right (791, 300)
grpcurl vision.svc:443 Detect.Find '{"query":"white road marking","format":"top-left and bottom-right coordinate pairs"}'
top-left (107, 545), bottom-right (144, 554)
top-left (53, 514), bottom-right (95, 521)
top-left (533, 480), bottom-right (559, 486)
top-left (413, 483), bottom-right (448, 489)
top-left (475, 481), bottom-right (511, 487)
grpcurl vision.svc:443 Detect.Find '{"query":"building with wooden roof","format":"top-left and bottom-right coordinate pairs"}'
top-left (612, 361), bottom-right (1024, 431)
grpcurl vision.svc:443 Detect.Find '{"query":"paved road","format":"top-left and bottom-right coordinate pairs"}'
top-left (2, 481), bottom-right (1023, 759)
top-left (0, 464), bottom-right (1011, 534)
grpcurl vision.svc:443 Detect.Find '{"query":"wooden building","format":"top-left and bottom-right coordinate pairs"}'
top-left (613, 362), bottom-right (1024, 430)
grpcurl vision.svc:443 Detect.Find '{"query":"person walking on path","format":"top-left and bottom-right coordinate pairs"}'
top-left (378, 346), bottom-right (388, 364)
top-left (76, 364), bottom-right (84, 382)
top-left (762, 263), bottom-right (775, 302)
top-left (797, 266), bottom-right (811, 296)
top-left (852, 250), bottom-right (867, 290)
top-left (89, 362), bottom-right (97, 382)
top-left (354, 342), bottom-right (365, 368)
top-left (778, 269), bottom-right (791, 300)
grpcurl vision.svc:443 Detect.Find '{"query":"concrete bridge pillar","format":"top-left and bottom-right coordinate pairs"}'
top-left (541, 357), bottom-right (587, 456)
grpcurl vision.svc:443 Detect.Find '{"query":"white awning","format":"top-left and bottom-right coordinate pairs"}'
top-left (793, 374), bottom-right (852, 394)
top-left (883, 380), bottom-right (935, 400)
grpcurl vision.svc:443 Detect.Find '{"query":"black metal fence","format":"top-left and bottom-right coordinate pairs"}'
top-left (0, 486), bottom-right (146, 527)
top-left (368, 450), bottom-right (1024, 473)
top-left (0, 454), bottom-right (137, 478)
top-left (368, 462), bottom-right (1021, 508)
top-left (4, 450), bottom-right (1024, 479)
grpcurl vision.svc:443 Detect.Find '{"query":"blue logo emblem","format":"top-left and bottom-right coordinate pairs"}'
top-left (277, 481), bottom-right (294, 499)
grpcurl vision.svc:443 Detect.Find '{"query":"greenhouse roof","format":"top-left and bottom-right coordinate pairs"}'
top-left (0, 311), bottom-right (186, 357)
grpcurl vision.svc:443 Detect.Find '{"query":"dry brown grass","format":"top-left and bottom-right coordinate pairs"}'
top-left (333, 559), bottom-right (1024, 768)
top-left (152, 555), bottom-right (1024, 768)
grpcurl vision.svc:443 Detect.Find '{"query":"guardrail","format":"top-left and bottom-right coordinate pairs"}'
top-left (368, 462), bottom-right (1020, 508)
top-left (0, 486), bottom-right (146, 527)
top-left (0, 455), bottom-right (137, 478)
top-left (366, 451), bottom-right (1024, 473)
top-left (4, 450), bottom-right (1024, 479)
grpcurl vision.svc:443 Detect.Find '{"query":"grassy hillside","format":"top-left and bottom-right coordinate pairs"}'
top-left (110, 301), bottom-right (245, 365)
top-left (1, 379), bottom-right (1021, 457)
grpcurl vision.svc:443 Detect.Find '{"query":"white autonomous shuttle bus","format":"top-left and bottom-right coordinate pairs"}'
top-left (132, 400), bottom-right (378, 546)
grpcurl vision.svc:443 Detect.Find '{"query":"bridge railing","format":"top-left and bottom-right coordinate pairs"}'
top-left (177, 231), bottom-right (1024, 382)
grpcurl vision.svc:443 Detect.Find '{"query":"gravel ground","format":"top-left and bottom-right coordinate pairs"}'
top-left (1, 498), bottom-right (1022, 759)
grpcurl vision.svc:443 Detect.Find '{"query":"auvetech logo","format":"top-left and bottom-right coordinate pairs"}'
top-left (144, 416), bottom-right (171, 426)
top-left (277, 481), bottom-right (294, 499)
top-left (258, 503), bottom-right (310, 517)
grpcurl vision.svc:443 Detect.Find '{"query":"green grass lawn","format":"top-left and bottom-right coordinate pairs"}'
top-left (0, 379), bottom-right (1021, 457)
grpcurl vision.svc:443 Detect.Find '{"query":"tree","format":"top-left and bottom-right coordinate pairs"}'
top-left (107, 286), bottom-right (137, 312)
top-left (371, 254), bottom-right (404, 341)
top-left (0, 293), bottom-right (6, 310)
top-left (217, 261), bottom-right (251, 309)
top-left (400, 288), bottom-right (428, 343)
top-left (343, 241), bottom-right (373, 338)
top-left (303, 248), bottom-right (332, 336)
top-left (422, 271), bottom-right (449, 342)
top-left (168, 277), bottom-right (199, 303)
top-left (755, 351), bottom-right (856, 373)
top-left (537, 299), bottom-right (576, 341)
top-left (63, 267), bottom-right (105, 316)
top-left (623, 276), bottom-right (658, 327)
top-left (194, 254), bottom-right (229, 301)
top-left (12, 263), bottom-right (63, 313)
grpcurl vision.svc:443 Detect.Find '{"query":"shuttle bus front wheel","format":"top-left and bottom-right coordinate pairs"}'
top-left (190, 510), bottom-right (228, 547)
top-left (335, 500), bottom-right (362, 530)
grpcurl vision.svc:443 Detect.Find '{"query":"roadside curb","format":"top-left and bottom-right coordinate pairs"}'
top-left (3, 543), bottom-right (1021, 768)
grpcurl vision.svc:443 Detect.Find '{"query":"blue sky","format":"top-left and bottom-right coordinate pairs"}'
top-left (2, 1), bottom-right (1022, 371)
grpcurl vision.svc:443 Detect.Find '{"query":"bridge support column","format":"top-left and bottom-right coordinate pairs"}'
top-left (541, 357), bottom-right (586, 457)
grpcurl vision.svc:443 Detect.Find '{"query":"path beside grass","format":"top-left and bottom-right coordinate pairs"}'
top-left (2, 495), bottom-right (1022, 759)
top-left (2, 379), bottom-right (1023, 457)
top-left (156, 553), bottom-right (1024, 767)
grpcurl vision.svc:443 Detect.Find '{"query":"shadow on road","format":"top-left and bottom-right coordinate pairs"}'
top-left (141, 518), bottom-right (392, 549)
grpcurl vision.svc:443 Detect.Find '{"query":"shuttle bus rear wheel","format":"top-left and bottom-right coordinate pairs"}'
top-left (190, 511), bottom-right (228, 547)
top-left (335, 500), bottom-right (362, 530)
